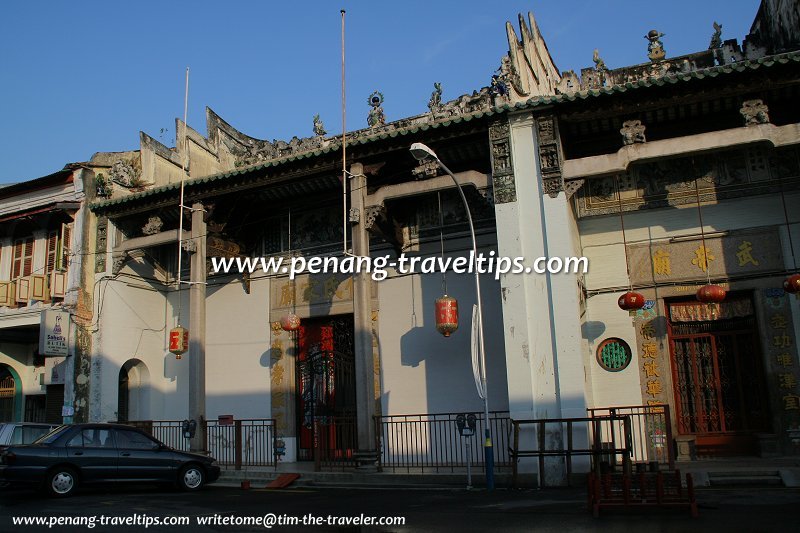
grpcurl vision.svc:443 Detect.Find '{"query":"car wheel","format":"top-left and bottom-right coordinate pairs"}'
top-left (178, 464), bottom-right (204, 491)
top-left (46, 466), bottom-right (78, 497)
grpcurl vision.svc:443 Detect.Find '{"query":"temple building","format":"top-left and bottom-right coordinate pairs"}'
top-left (3, 0), bottom-right (800, 483)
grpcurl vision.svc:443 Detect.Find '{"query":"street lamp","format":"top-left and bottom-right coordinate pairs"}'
top-left (409, 142), bottom-right (494, 490)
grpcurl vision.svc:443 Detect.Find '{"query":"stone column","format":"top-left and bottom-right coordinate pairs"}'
top-left (492, 113), bottom-right (587, 485)
top-left (188, 202), bottom-right (207, 453)
top-left (350, 162), bottom-right (377, 466)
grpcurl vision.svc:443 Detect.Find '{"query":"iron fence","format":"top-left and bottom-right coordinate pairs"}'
top-left (510, 415), bottom-right (632, 487)
top-left (374, 411), bottom-right (511, 473)
top-left (206, 419), bottom-right (276, 468)
top-left (587, 404), bottom-right (674, 470)
top-left (129, 418), bottom-right (276, 468)
top-left (314, 416), bottom-right (358, 471)
top-left (127, 420), bottom-right (189, 451)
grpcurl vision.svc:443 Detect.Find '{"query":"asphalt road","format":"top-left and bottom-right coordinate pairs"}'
top-left (1, 483), bottom-right (799, 532)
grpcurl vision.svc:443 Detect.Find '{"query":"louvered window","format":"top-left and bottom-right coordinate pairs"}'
top-left (59, 223), bottom-right (72, 271)
top-left (11, 237), bottom-right (34, 279)
top-left (46, 231), bottom-right (58, 273)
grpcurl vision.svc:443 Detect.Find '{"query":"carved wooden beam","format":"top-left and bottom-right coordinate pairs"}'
top-left (363, 204), bottom-right (403, 254)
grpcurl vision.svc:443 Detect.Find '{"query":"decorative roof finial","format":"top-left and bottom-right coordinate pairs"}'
top-left (428, 82), bottom-right (443, 113)
top-left (645, 29), bottom-right (666, 62)
top-left (367, 91), bottom-right (386, 128)
top-left (709, 22), bottom-right (723, 49)
top-left (312, 114), bottom-right (327, 137)
top-left (593, 49), bottom-right (607, 72)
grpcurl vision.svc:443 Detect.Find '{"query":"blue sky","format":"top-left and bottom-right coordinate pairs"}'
top-left (0, 1), bottom-right (760, 183)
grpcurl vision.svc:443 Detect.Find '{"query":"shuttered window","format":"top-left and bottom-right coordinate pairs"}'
top-left (45, 231), bottom-right (58, 273)
top-left (11, 237), bottom-right (34, 279)
top-left (59, 223), bottom-right (72, 271)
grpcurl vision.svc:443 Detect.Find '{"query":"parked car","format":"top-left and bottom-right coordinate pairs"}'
top-left (0, 423), bottom-right (220, 497)
top-left (0, 422), bottom-right (59, 451)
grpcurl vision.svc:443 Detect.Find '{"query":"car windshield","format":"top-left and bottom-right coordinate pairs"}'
top-left (32, 425), bottom-right (69, 444)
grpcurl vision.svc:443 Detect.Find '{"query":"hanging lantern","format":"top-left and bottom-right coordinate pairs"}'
top-left (169, 326), bottom-right (189, 358)
top-left (280, 313), bottom-right (301, 332)
top-left (696, 284), bottom-right (726, 303)
top-left (784, 274), bottom-right (800, 295)
top-left (618, 291), bottom-right (645, 316)
top-left (435, 295), bottom-right (459, 337)
top-left (696, 284), bottom-right (726, 319)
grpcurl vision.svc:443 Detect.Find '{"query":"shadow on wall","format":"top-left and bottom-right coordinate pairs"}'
top-left (398, 269), bottom-right (508, 415)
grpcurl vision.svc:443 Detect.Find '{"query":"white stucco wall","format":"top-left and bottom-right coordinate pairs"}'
top-left (579, 190), bottom-right (800, 409)
top-left (377, 247), bottom-right (509, 418)
top-left (204, 276), bottom-right (271, 420)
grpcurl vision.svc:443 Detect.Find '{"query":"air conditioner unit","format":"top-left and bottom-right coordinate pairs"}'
top-left (15, 277), bottom-right (30, 303)
top-left (50, 271), bottom-right (67, 298)
top-left (0, 281), bottom-right (15, 307)
top-left (30, 274), bottom-right (49, 301)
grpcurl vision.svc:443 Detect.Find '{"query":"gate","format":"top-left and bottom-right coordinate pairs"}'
top-left (667, 298), bottom-right (771, 455)
top-left (296, 316), bottom-right (357, 470)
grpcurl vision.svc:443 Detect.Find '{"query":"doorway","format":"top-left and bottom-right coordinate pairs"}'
top-left (667, 295), bottom-right (771, 455)
top-left (0, 367), bottom-right (15, 422)
top-left (295, 315), bottom-right (356, 463)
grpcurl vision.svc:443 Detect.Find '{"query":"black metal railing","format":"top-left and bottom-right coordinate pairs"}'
top-left (206, 419), bottom-right (277, 468)
top-left (587, 404), bottom-right (674, 470)
top-left (129, 418), bottom-right (277, 468)
top-left (314, 416), bottom-right (358, 471)
top-left (510, 415), bottom-right (633, 487)
top-left (374, 411), bottom-right (511, 473)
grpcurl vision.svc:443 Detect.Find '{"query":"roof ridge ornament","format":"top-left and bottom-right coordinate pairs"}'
top-left (709, 22), bottom-right (723, 50)
top-left (645, 29), bottom-right (666, 62)
top-left (367, 91), bottom-right (386, 128)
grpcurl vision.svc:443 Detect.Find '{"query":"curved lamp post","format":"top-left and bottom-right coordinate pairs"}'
top-left (409, 142), bottom-right (494, 490)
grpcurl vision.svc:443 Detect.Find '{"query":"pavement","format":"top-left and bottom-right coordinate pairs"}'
top-left (213, 456), bottom-right (800, 489)
top-left (1, 483), bottom-right (798, 532)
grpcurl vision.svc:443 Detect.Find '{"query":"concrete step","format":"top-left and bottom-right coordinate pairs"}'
top-left (708, 470), bottom-right (780, 478)
top-left (216, 470), bottom-right (533, 489)
top-left (707, 472), bottom-right (784, 487)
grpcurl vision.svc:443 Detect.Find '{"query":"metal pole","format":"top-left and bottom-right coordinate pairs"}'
top-left (435, 158), bottom-right (494, 491)
top-left (466, 439), bottom-right (473, 490)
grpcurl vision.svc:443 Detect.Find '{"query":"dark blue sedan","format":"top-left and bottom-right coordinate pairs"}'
top-left (0, 423), bottom-right (220, 497)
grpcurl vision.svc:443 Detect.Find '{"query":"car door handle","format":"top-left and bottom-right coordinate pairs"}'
top-left (73, 451), bottom-right (83, 456)
top-left (121, 453), bottom-right (130, 457)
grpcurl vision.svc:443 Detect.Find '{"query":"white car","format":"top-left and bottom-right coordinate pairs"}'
top-left (0, 422), bottom-right (59, 451)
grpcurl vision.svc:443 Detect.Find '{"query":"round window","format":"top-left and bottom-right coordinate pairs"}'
top-left (596, 338), bottom-right (632, 372)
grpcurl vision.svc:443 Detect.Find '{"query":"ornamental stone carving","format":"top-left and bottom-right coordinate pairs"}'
top-left (535, 115), bottom-right (565, 198)
top-left (95, 217), bottom-right (108, 273)
top-left (740, 99), bottom-right (769, 126)
top-left (367, 91), bottom-right (386, 128)
top-left (312, 114), bottom-right (327, 137)
top-left (488, 118), bottom-right (516, 204)
top-left (645, 30), bottom-right (666, 62)
top-left (109, 159), bottom-right (142, 188)
top-left (412, 161), bottom-right (439, 179)
top-left (621, 120), bottom-right (647, 145)
top-left (428, 83), bottom-right (443, 114)
top-left (142, 216), bottom-right (164, 236)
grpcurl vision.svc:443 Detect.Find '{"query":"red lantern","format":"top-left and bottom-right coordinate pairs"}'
top-left (169, 326), bottom-right (189, 358)
top-left (697, 284), bottom-right (726, 319)
top-left (435, 295), bottom-right (459, 337)
top-left (784, 274), bottom-right (800, 294)
top-left (618, 291), bottom-right (645, 316)
top-left (280, 313), bottom-right (301, 332)
top-left (696, 284), bottom-right (726, 303)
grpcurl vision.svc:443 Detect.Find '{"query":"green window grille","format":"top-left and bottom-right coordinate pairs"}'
top-left (597, 338), bottom-right (632, 372)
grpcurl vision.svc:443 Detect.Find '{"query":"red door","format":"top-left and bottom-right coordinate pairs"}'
top-left (667, 297), bottom-right (771, 456)
top-left (296, 316), bottom-right (356, 463)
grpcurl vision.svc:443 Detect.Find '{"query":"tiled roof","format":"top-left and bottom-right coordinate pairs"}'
top-left (90, 50), bottom-right (800, 212)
